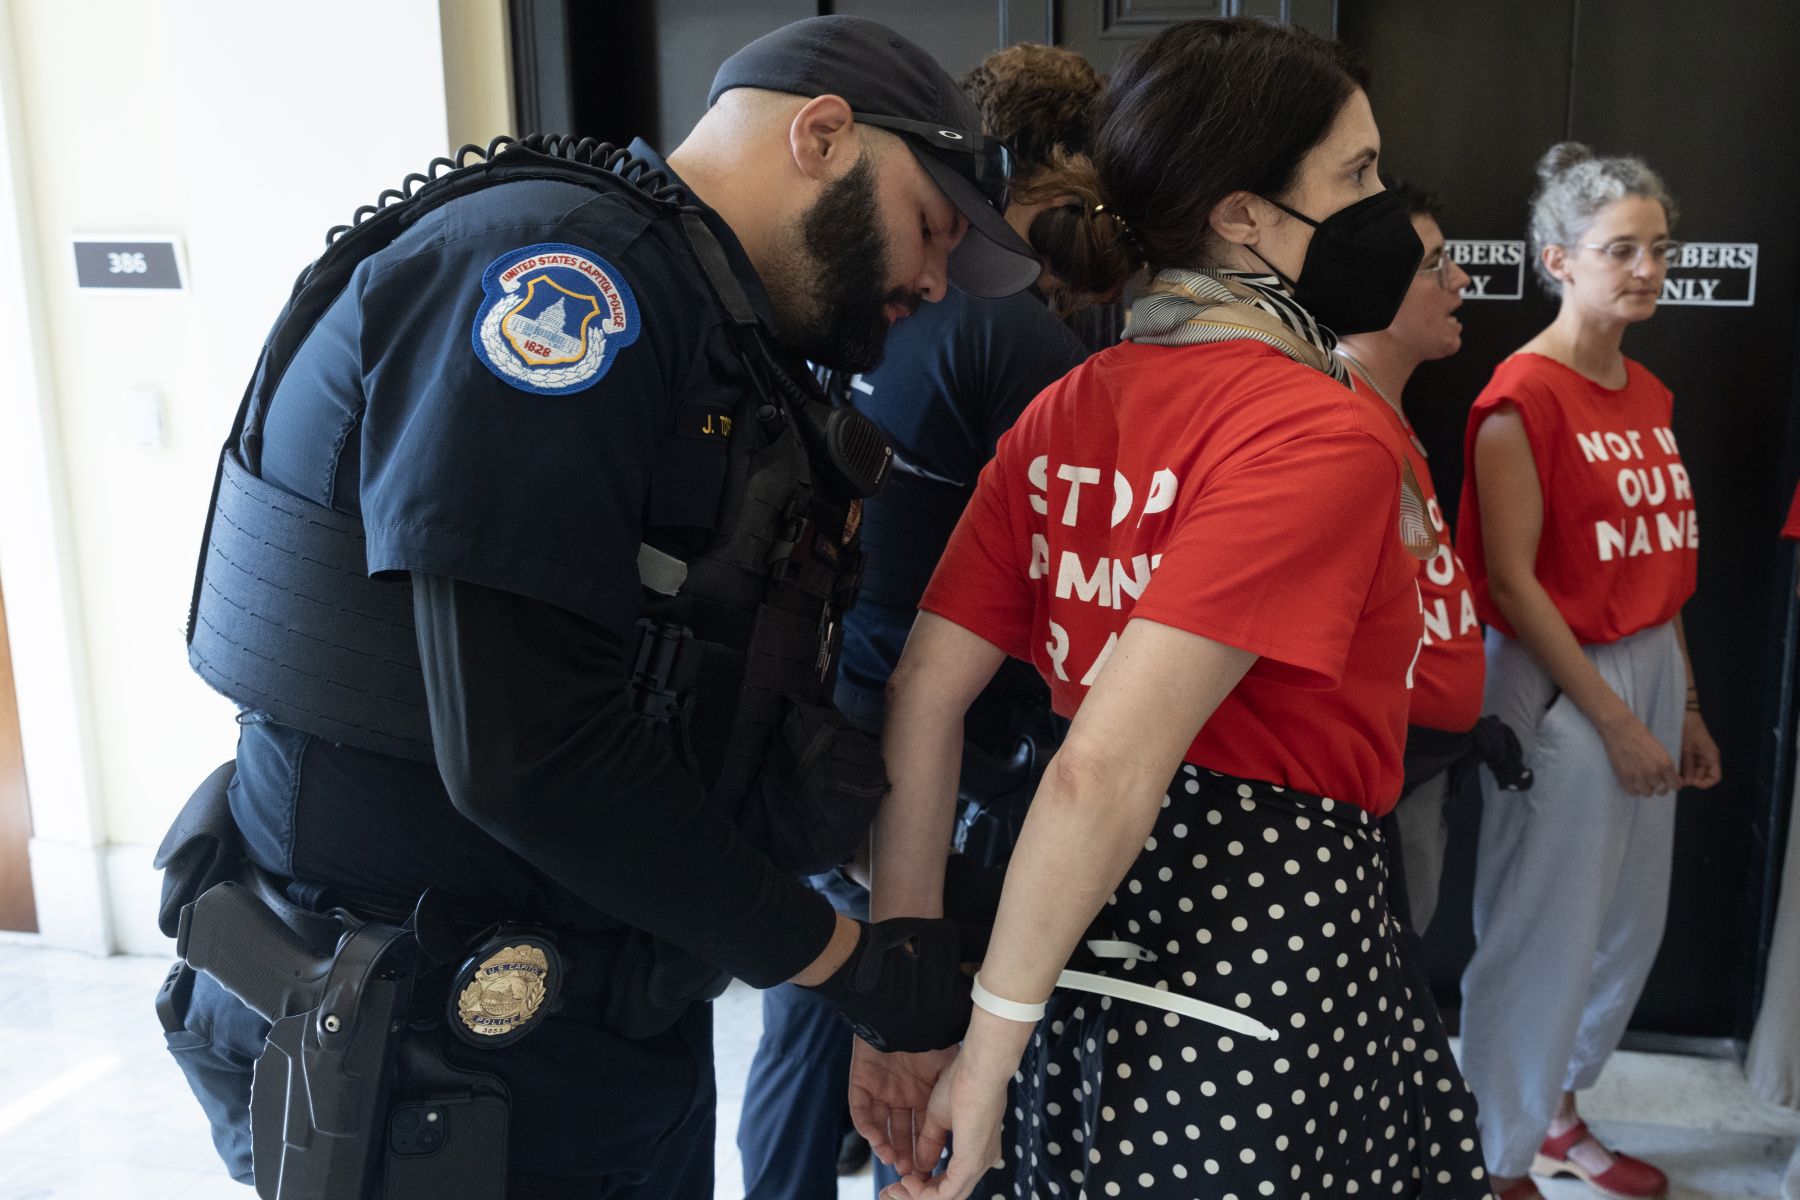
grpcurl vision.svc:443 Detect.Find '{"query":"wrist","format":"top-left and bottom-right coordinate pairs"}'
top-left (790, 911), bottom-right (862, 987)
top-left (972, 973), bottom-right (1046, 1021)
top-left (1592, 701), bottom-right (1640, 736)
top-left (869, 873), bottom-right (945, 923)
top-left (962, 1006), bottom-right (1036, 1076)
top-left (870, 896), bottom-right (944, 922)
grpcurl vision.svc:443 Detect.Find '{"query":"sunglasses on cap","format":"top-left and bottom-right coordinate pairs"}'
top-left (850, 112), bottom-right (1014, 212)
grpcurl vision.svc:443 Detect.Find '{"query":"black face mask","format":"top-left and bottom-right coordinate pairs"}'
top-left (1250, 189), bottom-right (1424, 335)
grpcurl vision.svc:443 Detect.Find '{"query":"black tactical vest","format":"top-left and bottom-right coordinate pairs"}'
top-left (185, 136), bottom-right (890, 810)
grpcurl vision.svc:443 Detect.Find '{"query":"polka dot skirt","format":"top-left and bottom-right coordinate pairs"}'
top-left (982, 766), bottom-right (1488, 1199)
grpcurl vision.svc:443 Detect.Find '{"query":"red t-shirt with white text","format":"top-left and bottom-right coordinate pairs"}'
top-left (1457, 353), bottom-right (1697, 644)
top-left (921, 339), bottom-right (1422, 814)
top-left (1350, 378), bottom-right (1485, 733)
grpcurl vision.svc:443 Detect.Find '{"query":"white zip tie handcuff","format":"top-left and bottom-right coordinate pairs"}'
top-left (973, 940), bottom-right (1279, 1042)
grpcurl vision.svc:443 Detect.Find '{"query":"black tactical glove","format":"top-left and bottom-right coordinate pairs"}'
top-left (803, 916), bottom-right (974, 1052)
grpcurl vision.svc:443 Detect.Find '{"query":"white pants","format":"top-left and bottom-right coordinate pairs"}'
top-left (1457, 622), bottom-right (1682, 1176)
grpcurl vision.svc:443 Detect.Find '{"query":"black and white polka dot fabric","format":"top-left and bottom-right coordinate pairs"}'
top-left (982, 767), bottom-right (1488, 1199)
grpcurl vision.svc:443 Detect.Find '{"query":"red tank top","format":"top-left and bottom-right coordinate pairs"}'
top-left (1457, 353), bottom-right (1697, 644)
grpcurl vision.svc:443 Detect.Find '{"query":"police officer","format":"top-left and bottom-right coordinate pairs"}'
top-left (736, 44), bottom-right (1103, 1200)
top-left (156, 16), bottom-right (1040, 1200)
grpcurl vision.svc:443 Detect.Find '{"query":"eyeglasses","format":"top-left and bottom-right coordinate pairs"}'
top-left (1571, 239), bottom-right (1685, 268)
top-left (1415, 252), bottom-right (1460, 292)
top-left (851, 111), bottom-right (1014, 211)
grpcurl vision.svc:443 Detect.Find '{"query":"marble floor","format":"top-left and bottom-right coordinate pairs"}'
top-left (0, 943), bottom-right (1795, 1200)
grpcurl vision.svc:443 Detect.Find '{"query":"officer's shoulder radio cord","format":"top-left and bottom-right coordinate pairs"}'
top-left (320, 134), bottom-right (690, 251)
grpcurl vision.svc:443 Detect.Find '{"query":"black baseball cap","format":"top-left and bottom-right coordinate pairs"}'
top-left (709, 16), bottom-right (1040, 299)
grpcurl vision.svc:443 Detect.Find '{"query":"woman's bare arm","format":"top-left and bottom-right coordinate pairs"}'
top-left (870, 612), bottom-right (1008, 921)
top-left (897, 616), bottom-right (1254, 1194)
top-left (1474, 405), bottom-right (1677, 795)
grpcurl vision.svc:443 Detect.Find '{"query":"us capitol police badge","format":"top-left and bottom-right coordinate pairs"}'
top-left (448, 933), bottom-right (563, 1048)
top-left (470, 241), bottom-right (640, 396)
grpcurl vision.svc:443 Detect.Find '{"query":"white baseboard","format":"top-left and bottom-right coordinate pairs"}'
top-left (105, 842), bottom-right (171, 957)
top-left (9, 839), bottom-right (170, 957)
top-left (23, 836), bottom-right (110, 953)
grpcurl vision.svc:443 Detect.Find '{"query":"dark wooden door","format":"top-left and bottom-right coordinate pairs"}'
top-left (1050, 0), bottom-right (1337, 70)
top-left (1340, 0), bottom-right (1800, 1041)
top-left (0, 576), bottom-right (36, 933)
top-left (550, 0), bottom-right (1336, 151)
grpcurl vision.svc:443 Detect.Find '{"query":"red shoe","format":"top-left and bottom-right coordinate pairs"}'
top-left (1532, 1120), bottom-right (1668, 1199)
top-left (1496, 1179), bottom-right (1544, 1200)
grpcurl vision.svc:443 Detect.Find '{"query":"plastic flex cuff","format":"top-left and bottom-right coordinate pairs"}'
top-left (971, 974), bottom-right (1049, 1024)
top-left (1061, 941), bottom-right (1280, 1042)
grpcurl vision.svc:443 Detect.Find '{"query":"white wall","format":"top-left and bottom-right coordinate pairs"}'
top-left (0, 0), bottom-right (511, 954)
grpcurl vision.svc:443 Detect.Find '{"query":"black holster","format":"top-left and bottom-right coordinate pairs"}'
top-left (180, 877), bottom-right (511, 1199)
top-left (158, 766), bottom-right (512, 1199)
top-left (953, 691), bottom-right (1063, 868)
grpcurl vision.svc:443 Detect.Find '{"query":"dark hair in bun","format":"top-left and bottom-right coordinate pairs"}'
top-left (1027, 17), bottom-right (1367, 301)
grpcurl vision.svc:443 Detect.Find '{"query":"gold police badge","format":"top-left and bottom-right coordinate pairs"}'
top-left (449, 936), bottom-right (561, 1047)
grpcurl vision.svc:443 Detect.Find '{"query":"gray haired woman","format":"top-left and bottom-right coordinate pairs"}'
top-left (1453, 143), bottom-right (1721, 1200)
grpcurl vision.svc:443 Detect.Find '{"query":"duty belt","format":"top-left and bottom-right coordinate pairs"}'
top-left (171, 871), bottom-right (618, 1199)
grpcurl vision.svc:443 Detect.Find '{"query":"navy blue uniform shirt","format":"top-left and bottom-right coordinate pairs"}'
top-left (227, 146), bottom-right (834, 981)
top-left (255, 150), bottom-right (757, 637)
top-left (834, 285), bottom-right (1088, 729)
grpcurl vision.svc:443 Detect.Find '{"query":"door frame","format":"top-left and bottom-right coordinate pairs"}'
top-left (0, 576), bottom-right (37, 932)
top-left (0, 0), bottom-right (111, 954)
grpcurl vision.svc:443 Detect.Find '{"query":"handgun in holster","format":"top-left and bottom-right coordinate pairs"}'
top-left (156, 763), bottom-right (512, 1199)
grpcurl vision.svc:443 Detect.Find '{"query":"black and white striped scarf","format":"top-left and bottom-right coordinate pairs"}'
top-left (1120, 268), bottom-right (1353, 387)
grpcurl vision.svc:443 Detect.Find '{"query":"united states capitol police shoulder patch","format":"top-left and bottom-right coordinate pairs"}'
top-left (470, 242), bottom-right (641, 395)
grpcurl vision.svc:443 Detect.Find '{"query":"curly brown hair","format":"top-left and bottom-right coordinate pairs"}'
top-left (961, 44), bottom-right (1103, 186)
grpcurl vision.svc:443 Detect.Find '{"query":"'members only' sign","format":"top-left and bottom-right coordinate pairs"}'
top-left (1659, 242), bottom-right (1757, 306)
top-left (1444, 240), bottom-right (1525, 300)
top-left (1444, 239), bottom-right (1758, 307)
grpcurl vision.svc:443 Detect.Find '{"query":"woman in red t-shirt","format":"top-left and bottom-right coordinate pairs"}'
top-left (1334, 179), bottom-right (1492, 938)
top-left (1454, 143), bottom-right (1721, 1200)
top-left (845, 20), bottom-right (1488, 1200)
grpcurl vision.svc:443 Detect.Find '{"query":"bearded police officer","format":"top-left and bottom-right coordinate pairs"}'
top-left (738, 43), bottom-right (1104, 1199)
top-left (153, 17), bottom-right (1037, 1200)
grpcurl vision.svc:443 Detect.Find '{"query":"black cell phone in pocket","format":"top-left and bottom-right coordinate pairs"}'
top-left (383, 1093), bottom-right (509, 1198)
